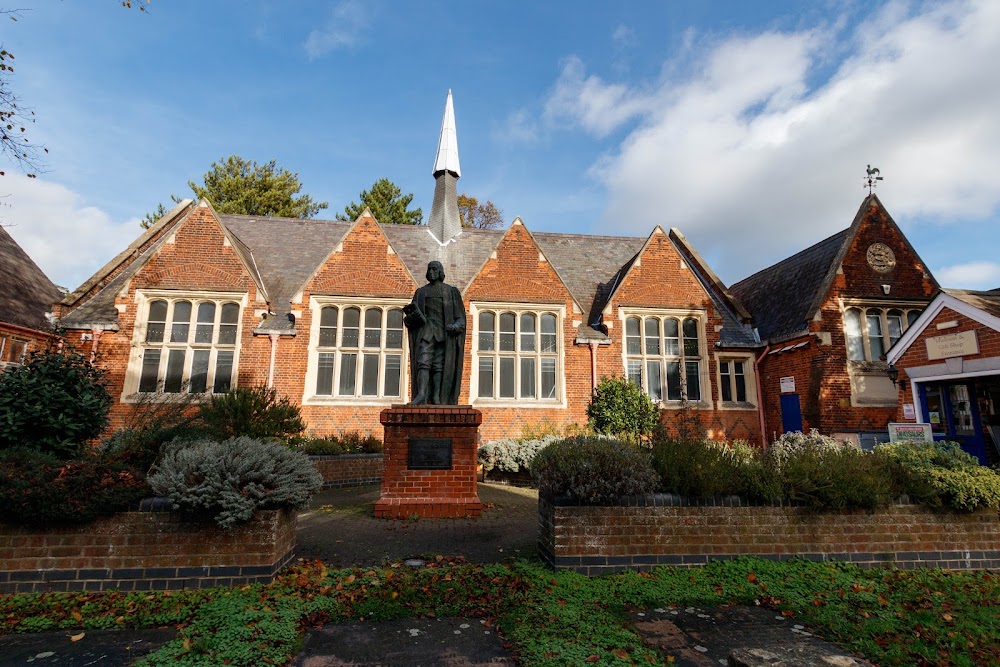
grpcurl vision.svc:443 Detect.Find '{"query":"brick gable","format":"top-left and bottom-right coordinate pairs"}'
top-left (611, 228), bottom-right (714, 310)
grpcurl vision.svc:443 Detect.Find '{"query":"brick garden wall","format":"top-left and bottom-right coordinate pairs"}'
top-left (0, 508), bottom-right (296, 593)
top-left (539, 497), bottom-right (1000, 576)
top-left (310, 453), bottom-right (383, 488)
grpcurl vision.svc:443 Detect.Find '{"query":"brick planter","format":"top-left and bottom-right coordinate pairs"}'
top-left (539, 496), bottom-right (1000, 576)
top-left (310, 453), bottom-right (384, 488)
top-left (0, 507), bottom-right (297, 593)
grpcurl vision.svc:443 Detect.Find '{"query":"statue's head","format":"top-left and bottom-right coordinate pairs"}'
top-left (426, 261), bottom-right (445, 284)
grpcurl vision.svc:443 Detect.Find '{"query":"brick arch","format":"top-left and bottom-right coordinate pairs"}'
top-left (142, 263), bottom-right (247, 291)
top-left (310, 270), bottom-right (414, 298)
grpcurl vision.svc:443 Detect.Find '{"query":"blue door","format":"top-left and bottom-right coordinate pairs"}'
top-left (780, 394), bottom-right (803, 433)
top-left (919, 382), bottom-right (988, 464)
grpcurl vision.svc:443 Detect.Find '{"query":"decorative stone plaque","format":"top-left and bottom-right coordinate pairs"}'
top-left (866, 243), bottom-right (896, 273)
top-left (408, 438), bottom-right (453, 470)
top-left (926, 330), bottom-right (978, 361)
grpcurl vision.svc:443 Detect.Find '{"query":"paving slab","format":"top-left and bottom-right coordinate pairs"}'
top-left (0, 628), bottom-right (175, 666)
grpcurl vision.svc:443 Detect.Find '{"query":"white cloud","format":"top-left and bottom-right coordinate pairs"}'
top-left (935, 261), bottom-right (1000, 290)
top-left (304, 0), bottom-right (372, 59)
top-left (493, 108), bottom-right (539, 145)
top-left (544, 0), bottom-right (1000, 283)
top-left (1, 176), bottom-right (138, 291)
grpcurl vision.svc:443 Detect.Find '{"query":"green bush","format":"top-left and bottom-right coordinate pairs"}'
top-left (775, 444), bottom-right (898, 510)
top-left (148, 437), bottom-right (323, 528)
top-left (298, 437), bottom-right (344, 456)
top-left (0, 351), bottom-right (112, 459)
top-left (586, 376), bottom-right (659, 441)
top-left (877, 440), bottom-right (1000, 511)
top-left (101, 394), bottom-right (206, 472)
top-left (198, 385), bottom-right (305, 442)
top-left (532, 435), bottom-right (658, 504)
top-left (294, 431), bottom-right (382, 456)
top-left (337, 430), bottom-right (383, 454)
top-left (768, 429), bottom-right (842, 468)
top-left (0, 449), bottom-right (150, 526)
top-left (652, 432), bottom-right (778, 502)
top-left (478, 435), bottom-right (558, 474)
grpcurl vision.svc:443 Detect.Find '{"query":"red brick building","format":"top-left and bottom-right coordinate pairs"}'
top-left (0, 225), bottom-right (61, 368)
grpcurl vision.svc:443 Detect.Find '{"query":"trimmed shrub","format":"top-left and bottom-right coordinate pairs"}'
top-left (775, 445), bottom-right (897, 510)
top-left (0, 351), bottom-right (112, 459)
top-left (587, 376), bottom-right (659, 441)
top-left (877, 440), bottom-right (1000, 511)
top-left (652, 432), bottom-right (778, 502)
top-left (532, 435), bottom-right (658, 504)
top-left (478, 436), bottom-right (559, 475)
top-left (148, 437), bottom-right (323, 528)
top-left (199, 385), bottom-right (305, 442)
top-left (0, 449), bottom-right (149, 526)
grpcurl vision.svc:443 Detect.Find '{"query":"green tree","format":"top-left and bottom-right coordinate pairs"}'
top-left (458, 193), bottom-right (504, 229)
top-left (338, 177), bottom-right (422, 225)
top-left (188, 155), bottom-right (328, 218)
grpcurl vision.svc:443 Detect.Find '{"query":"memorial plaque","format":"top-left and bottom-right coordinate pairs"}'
top-left (408, 438), bottom-right (453, 470)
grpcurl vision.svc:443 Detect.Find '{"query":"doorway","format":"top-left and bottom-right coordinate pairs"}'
top-left (918, 378), bottom-right (1000, 465)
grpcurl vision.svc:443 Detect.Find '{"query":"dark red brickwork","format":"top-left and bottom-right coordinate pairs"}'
top-left (0, 322), bottom-right (58, 364)
top-left (310, 453), bottom-right (384, 488)
top-left (539, 498), bottom-right (1000, 575)
top-left (375, 406), bottom-right (482, 518)
top-left (0, 509), bottom-right (296, 593)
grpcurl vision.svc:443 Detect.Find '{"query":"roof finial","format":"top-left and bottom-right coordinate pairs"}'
top-left (864, 164), bottom-right (883, 195)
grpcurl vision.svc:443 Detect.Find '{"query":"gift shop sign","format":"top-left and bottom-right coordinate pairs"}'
top-left (925, 330), bottom-right (978, 361)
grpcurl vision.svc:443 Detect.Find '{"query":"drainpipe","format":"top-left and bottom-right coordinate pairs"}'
top-left (589, 341), bottom-right (599, 392)
top-left (754, 344), bottom-right (771, 448)
top-left (267, 333), bottom-right (280, 388)
top-left (88, 327), bottom-right (103, 363)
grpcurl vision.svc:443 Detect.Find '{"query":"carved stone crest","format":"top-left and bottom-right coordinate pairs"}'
top-left (866, 243), bottom-right (895, 273)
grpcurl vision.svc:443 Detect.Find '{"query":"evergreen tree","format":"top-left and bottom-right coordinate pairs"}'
top-left (188, 155), bottom-right (328, 218)
top-left (338, 178), bottom-right (422, 225)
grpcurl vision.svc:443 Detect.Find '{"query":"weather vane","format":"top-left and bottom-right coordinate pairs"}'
top-left (864, 164), bottom-right (883, 195)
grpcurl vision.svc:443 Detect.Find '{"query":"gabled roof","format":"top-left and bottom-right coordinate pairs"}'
top-left (887, 288), bottom-right (1000, 365)
top-left (945, 288), bottom-right (1000, 320)
top-left (0, 225), bottom-right (62, 332)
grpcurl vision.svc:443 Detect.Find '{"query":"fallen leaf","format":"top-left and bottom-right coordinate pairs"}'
top-left (613, 648), bottom-right (629, 659)
top-left (70, 632), bottom-right (85, 642)
top-left (586, 655), bottom-right (600, 663)
top-left (71, 611), bottom-right (83, 622)
top-left (747, 572), bottom-right (757, 583)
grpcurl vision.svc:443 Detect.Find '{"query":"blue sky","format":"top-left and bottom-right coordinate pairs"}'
top-left (3, 0), bottom-right (999, 293)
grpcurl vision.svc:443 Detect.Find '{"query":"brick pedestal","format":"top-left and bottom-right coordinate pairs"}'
top-left (374, 406), bottom-right (482, 519)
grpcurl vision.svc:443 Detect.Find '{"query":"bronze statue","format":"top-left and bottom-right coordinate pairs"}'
top-left (403, 261), bottom-right (466, 404)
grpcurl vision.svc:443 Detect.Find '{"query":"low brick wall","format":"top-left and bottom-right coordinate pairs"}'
top-left (0, 507), bottom-right (296, 593)
top-left (539, 496), bottom-right (1000, 576)
top-left (310, 453), bottom-right (383, 488)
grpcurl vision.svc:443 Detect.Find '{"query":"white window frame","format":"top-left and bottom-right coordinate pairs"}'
top-left (715, 353), bottom-right (757, 409)
top-left (842, 302), bottom-right (923, 363)
top-left (303, 296), bottom-right (410, 405)
top-left (619, 307), bottom-right (710, 408)
top-left (470, 302), bottom-right (566, 408)
top-left (123, 290), bottom-right (248, 402)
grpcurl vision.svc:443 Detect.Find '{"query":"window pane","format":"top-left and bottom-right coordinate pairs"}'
top-left (666, 361), bottom-right (682, 400)
top-left (164, 349), bottom-right (186, 393)
top-left (867, 313), bottom-right (885, 359)
top-left (195, 302), bottom-right (216, 344)
top-left (520, 357), bottom-right (536, 398)
top-left (189, 350), bottom-right (210, 393)
top-left (520, 313), bottom-right (536, 352)
top-left (541, 314), bottom-right (557, 353)
top-left (734, 361), bottom-right (746, 402)
top-left (663, 318), bottom-right (679, 356)
top-left (139, 349), bottom-right (160, 392)
top-left (219, 303), bottom-right (239, 345)
top-left (541, 358), bottom-right (556, 399)
top-left (316, 352), bottom-right (335, 395)
top-left (906, 310), bottom-right (920, 328)
top-left (845, 308), bottom-right (864, 360)
top-left (887, 311), bottom-right (903, 348)
top-left (644, 318), bottom-right (661, 355)
top-left (342, 307), bottom-right (360, 348)
top-left (499, 357), bottom-right (515, 398)
top-left (361, 353), bottom-right (379, 395)
top-left (338, 353), bottom-right (357, 395)
top-left (627, 359), bottom-right (642, 387)
top-left (479, 312), bottom-right (495, 351)
top-left (386, 309), bottom-right (404, 349)
top-left (499, 312), bottom-right (515, 351)
top-left (213, 351), bottom-right (234, 393)
top-left (146, 300), bottom-right (167, 343)
top-left (683, 318), bottom-right (699, 357)
top-left (720, 361), bottom-right (732, 402)
top-left (647, 360), bottom-right (662, 402)
top-left (685, 361), bottom-right (701, 401)
top-left (478, 357), bottom-right (494, 398)
top-left (319, 307), bottom-right (338, 347)
top-left (170, 301), bottom-right (192, 343)
top-left (364, 309), bottom-right (382, 348)
top-left (384, 354), bottom-right (402, 397)
top-left (626, 317), bottom-right (641, 354)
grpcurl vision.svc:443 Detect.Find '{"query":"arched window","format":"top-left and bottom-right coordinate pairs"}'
top-left (623, 312), bottom-right (704, 403)
top-left (845, 308), bottom-right (864, 361)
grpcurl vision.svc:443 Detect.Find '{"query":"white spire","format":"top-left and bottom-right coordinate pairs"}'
top-left (432, 90), bottom-right (461, 177)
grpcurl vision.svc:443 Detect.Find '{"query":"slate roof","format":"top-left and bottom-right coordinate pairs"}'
top-left (0, 225), bottom-right (62, 332)
top-left (730, 229), bottom-right (849, 342)
top-left (946, 288), bottom-right (1000, 320)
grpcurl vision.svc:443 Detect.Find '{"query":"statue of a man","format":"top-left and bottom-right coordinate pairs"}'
top-left (403, 261), bottom-right (466, 405)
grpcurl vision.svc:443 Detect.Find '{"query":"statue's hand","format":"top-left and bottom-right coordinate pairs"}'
top-left (446, 322), bottom-right (464, 336)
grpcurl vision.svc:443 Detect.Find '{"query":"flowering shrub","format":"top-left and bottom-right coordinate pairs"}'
top-left (478, 436), bottom-right (559, 474)
top-left (768, 429), bottom-right (843, 468)
top-left (148, 437), bottom-right (322, 528)
top-left (532, 435), bottom-right (658, 504)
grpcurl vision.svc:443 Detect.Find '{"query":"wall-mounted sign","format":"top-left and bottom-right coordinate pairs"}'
top-left (925, 330), bottom-right (979, 361)
top-left (779, 376), bottom-right (795, 393)
top-left (902, 403), bottom-right (915, 420)
top-left (888, 423), bottom-right (933, 443)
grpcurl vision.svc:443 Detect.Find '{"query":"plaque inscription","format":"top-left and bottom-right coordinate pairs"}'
top-left (408, 438), bottom-right (453, 470)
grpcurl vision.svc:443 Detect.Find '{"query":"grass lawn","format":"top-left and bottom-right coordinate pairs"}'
top-left (1, 557), bottom-right (997, 666)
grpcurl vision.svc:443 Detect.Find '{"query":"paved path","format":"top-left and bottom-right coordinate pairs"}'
top-left (295, 483), bottom-right (540, 567)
